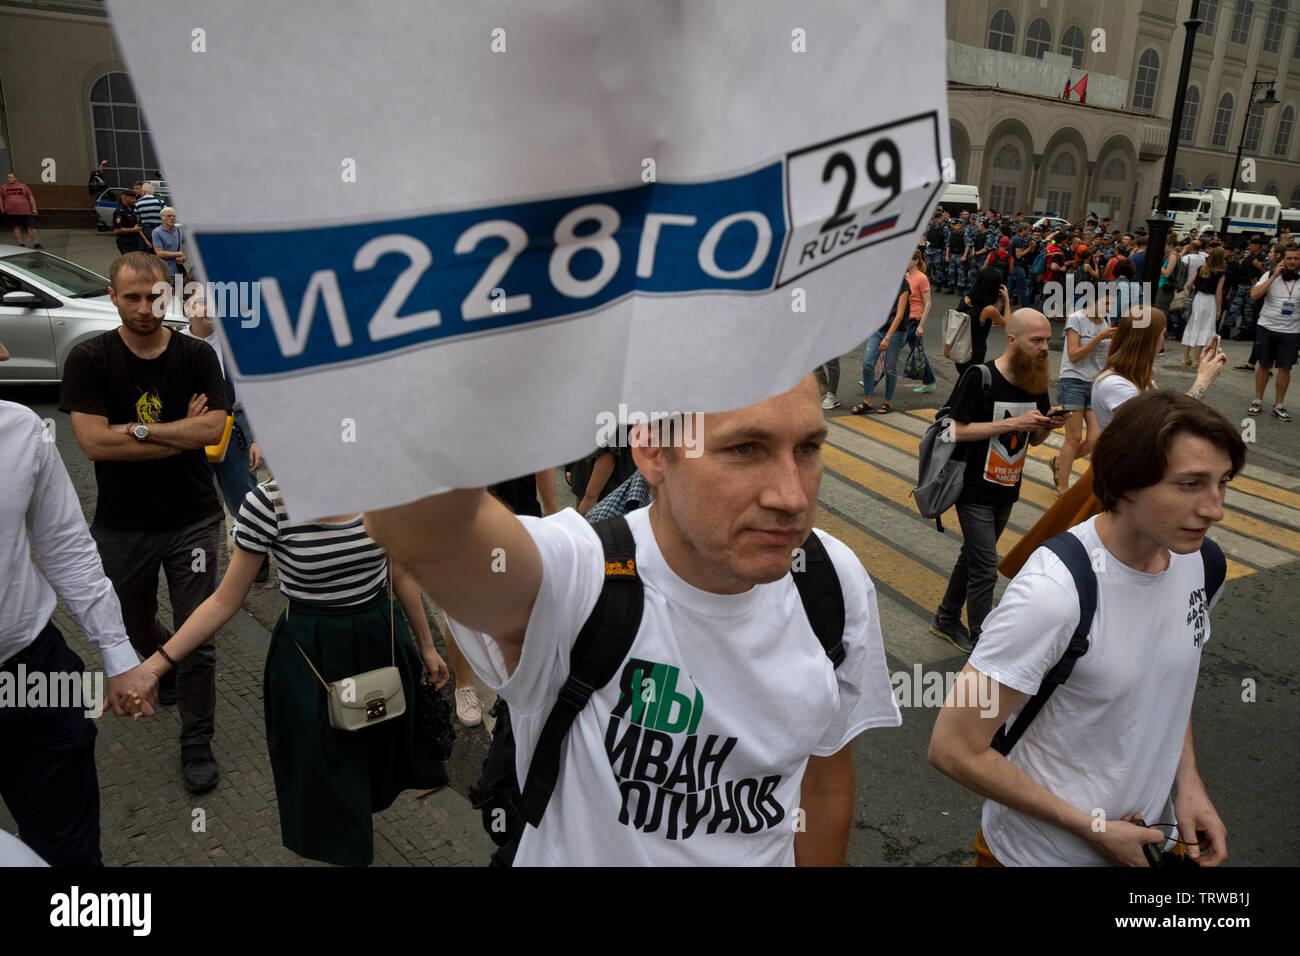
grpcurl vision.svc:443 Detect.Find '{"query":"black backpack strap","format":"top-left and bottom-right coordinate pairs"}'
top-left (991, 532), bottom-right (1095, 757)
top-left (1200, 536), bottom-right (1226, 602)
top-left (792, 531), bottom-right (846, 668)
top-left (517, 514), bottom-right (644, 827)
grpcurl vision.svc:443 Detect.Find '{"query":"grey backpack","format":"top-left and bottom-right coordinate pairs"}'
top-left (912, 363), bottom-right (991, 532)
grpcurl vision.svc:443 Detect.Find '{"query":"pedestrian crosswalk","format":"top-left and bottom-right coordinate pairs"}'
top-left (818, 406), bottom-right (1300, 665)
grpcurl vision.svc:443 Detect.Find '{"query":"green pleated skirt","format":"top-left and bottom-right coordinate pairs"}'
top-left (264, 590), bottom-right (448, 867)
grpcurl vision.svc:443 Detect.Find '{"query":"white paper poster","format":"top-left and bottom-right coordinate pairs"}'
top-left (106, 0), bottom-right (949, 518)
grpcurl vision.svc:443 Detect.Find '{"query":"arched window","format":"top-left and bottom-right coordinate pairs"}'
top-left (1203, 173), bottom-right (1220, 187)
top-left (1244, 102), bottom-right (1265, 152)
top-left (1274, 105), bottom-right (1294, 156)
top-left (1179, 86), bottom-right (1201, 143)
top-left (1201, 0), bottom-right (1220, 36)
top-left (1060, 26), bottom-right (1085, 68)
top-left (1049, 151), bottom-right (1077, 176)
top-left (992, 144), bottom-right (1023, 170)
top-left (1173, 171), bottom-right (1189, 190)
top-left (1103, 159), bottom-right (1126, 181)
top-left (1291, 184), bottom-right (1300, 206)
top-left (1212, 92), bottom-right (1235, 147)
top-left (987, 10), bottom-right (1016, 53)
top-left (89, 72), bottom-right (160, 190)
top-left (1230, 0), bottom-right (1254, 45)
top-left (1265, 182), bottom-right (1279, 197)
top-left (1132, 50), bottom-right (1160, 112)
top-left (1264, 0), bottom-right (1285, 52)
top-left (1025, 18), bottom-right (1052, 58)
top-left (988, 141), bottom-right (1024, 214)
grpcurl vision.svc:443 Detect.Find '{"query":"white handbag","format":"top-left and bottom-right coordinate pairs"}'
top-left (943, 307), bottom-right (973, 363)
top-left (293, 562), bottom-right (406, 731)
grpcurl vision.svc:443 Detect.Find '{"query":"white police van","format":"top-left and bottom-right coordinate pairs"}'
top-left (939, 183), bottom-right (980, 216)
top-left (1152, 188), bottom-right (1280, 242)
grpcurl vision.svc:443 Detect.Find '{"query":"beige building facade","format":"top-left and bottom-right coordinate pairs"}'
top-left (947, 0), bottom-right (1300, 231)
top-left (3, 0), bottom-right (1300, 227)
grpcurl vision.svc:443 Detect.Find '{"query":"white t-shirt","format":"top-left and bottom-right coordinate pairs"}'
top-left (446, 506), bottom-right (901, 866)
top-left (969, 516), bottom-right (1222, 866)
top-left (1090, 372), bottom-right (1143, 431)
top-left (1181, 251), bottom-right (1206, 283)
top-left (1059, 310), bottom-right (1111, 383)
top-left (1253, 272), bottom-right (1300, 334)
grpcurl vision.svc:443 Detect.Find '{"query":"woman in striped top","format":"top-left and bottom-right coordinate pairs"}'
top-left (138, 478), bottom-right (450, 866)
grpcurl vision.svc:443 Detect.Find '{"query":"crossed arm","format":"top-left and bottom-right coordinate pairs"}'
top-left (69, 400), bottom-right (225, 461)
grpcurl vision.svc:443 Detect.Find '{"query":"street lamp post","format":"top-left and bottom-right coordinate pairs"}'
top-left (1219, 71), bottom-right (1279, 241)
top-left (1143, 0), bottom-right (1202, 293)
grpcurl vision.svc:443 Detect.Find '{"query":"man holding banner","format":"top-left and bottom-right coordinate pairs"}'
top-left (364, 377), bottom-right (901, 865)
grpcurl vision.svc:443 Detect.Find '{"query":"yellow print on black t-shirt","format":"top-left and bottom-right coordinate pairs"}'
top-left (983, 400), bottom-right (1036, 486)
top-left (135, 389), bottom-right (162, 424)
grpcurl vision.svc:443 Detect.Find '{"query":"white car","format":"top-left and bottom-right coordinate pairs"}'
top-left (0, 247), bottom-right (184, 384)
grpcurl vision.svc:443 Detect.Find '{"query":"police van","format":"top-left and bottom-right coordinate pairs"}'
top-left (939, 183), bottom-right (980, 216)
top-left (1152, 188), bottom-right (1281, 242)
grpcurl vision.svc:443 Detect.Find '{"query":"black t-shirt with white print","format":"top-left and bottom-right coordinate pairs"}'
top-left (59, 328), bottom-right (228, 531)
top-left (949, 360), bottom-right (1050, 508)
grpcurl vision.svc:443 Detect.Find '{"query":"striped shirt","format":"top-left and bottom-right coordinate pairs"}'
top-left (233, 482), bottom-right (386, 606)
top-left (134, 195), bottom-right (164, 235)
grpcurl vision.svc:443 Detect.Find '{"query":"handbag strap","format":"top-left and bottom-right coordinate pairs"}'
top-left (291, 553), bottom-right (396, 693)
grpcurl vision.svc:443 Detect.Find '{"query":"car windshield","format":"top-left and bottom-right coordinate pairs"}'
top-left (2, 252), bottom-right (109, 297)
top-left (1163, 197), bottom-right (1201, 212)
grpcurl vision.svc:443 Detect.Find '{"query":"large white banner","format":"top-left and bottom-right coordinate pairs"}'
top-left (107, 0), bottom-right (949, 518)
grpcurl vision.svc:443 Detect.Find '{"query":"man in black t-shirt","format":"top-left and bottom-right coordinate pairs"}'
top-left (931, 310), bottom-right (1063, 653)
top-left (59, 252), bottom-right (229, 794)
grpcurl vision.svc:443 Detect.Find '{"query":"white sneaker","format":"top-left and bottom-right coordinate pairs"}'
top-left (454, 686), bottom-right (483, 727)
top-left (821, 392), bottom-right (840, 409)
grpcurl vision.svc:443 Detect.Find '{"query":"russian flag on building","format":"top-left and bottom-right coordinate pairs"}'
top-left (857, 214), bottom-right (900, 239)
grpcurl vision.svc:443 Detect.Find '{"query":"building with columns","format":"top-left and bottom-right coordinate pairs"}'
top-left (946, 0), bottom-right (1300, 231)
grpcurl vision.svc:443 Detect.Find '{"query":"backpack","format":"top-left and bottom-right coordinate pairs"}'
top-left (911, 363), bottom-right (991, 532)
top-left (468, 514), bottom-right (847, 866)
top-left (1030, 248), bottom-right (1047, 278)
top-left (991, 531), bottom-right (1226, 756)
top-left (926, 223), bottom-right (945, 247)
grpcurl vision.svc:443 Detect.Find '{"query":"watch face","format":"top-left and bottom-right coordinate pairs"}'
top-left (133, 424), bottom-right (148, 439)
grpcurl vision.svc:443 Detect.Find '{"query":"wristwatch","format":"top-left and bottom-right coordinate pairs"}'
top-left (131, 423), bottom-right (150, 441)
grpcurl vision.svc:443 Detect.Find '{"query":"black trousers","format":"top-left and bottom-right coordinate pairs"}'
top-left (0, 620), bottom-right (102, 866)
top-left (91, 513), bottom-right (220, 748)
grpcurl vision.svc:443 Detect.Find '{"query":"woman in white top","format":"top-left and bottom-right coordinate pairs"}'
top-left (1052, 289), bottom-right (1116, 496)
top-left (1001, 305), bottom-right (1228, 580)
top-left (1182, 247), bottom-right (1226, 366)
top-left (1093, 307), bottom-right (1228, 430)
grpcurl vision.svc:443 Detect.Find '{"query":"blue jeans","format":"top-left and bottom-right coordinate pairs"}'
top-left (211, 408), bottom-right (259, 518)
top-left (1010, 266), bottom-right (1027, 303)
top-left (863, 327), bottom-right (907, 402)
top-left (905, 318), bottom-right (935, 386)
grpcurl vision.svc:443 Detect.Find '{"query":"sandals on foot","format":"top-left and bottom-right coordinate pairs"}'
top-left (850, 401), bottom-right (873, 415)
top-left (875, 401), bottom-right (893, 414)
top-left (1049, 456), bottom-right (1065, 495)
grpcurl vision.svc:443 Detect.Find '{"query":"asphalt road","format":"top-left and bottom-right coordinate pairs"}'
top-left (6, 229), bottom-right (1297, 866)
